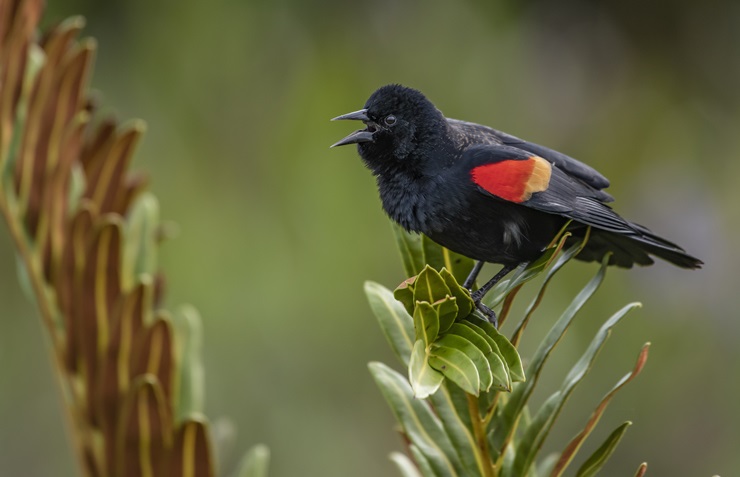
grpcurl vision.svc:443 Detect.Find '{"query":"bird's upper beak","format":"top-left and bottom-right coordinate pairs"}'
top-left (331, 108), bottom-right (375, 147)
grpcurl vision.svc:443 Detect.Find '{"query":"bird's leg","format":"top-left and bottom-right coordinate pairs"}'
top-left (470, 264), bottom-right (518, 327)
top-left (463, 260), bottom-right (485, 290)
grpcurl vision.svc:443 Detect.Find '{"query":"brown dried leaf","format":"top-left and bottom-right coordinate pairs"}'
top-left (99, 280), bottom-right (154, 476)
top-left (113, 171), bottom-right (150, 216)
top-left (41, 111), bottom-right (89, 281)
top-left (79, 215), bottom-right (124, 423)
top-left (59, 201), bottom-right (96, 371)
top-left (80, 117), bottom-right (116, 172)
top-left (168, 419), bottom-right (215, 477)
top-left (115, 375), bottom-right (173, 477)
top-left (132, 313), bottom-right (175, 408)
top-left (15, 17), bottom-right (85, 227)
top-left (85, 123), bottom-right (145, 214)
top-left (0, 0), bottom-right (43, 165)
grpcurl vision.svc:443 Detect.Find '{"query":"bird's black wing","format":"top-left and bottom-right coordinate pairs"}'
top-left (462, 144), bottom-right (615, 218)
top-left (462, 144), bottom-right (702, 269)
top-left (447, 119), bottom-right (612, 197)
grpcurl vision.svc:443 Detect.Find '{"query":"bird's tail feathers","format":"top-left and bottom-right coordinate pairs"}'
top-left (575, 225), bottom-right (702, 270)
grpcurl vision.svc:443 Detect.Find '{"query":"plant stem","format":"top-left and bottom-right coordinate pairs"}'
top-left (0, 194), bottom-right (90, 477)
top-left (467, 393), bottom-right (496, 477)
top-left (482, 392), bottom-right (500, 428)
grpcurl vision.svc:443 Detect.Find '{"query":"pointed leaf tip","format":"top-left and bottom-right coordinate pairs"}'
top-left (413, 265), bottom-right (451, 305)
top-left (366, 281), bottom-right (415, 365)
top-left (409, 340), bottom-right (444, 398)
top-left (389, 452), bottom-right (423, 477)
top-left (575, 421), bottom-right (632, 477)
top-left (169, 419), bottom-right (215, 477)
top-left (235, 444), bottom-right (271, 477)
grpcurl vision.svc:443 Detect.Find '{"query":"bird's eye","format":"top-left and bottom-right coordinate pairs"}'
top-left (384, 115), bottom-right (397, 126)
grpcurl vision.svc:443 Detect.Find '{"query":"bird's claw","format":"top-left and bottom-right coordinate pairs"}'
top-left (471, 289), bottom-right (498, 328)
top-left (476, 303), bottom-right (498, 328)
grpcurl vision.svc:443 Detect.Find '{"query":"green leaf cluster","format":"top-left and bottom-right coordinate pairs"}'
top-left (367, 225), bottom-right (650, 477)
top-left (389, 265), bottom-right (524, 399)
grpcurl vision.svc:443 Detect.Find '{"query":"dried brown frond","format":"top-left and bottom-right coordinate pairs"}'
top-left (0, 1), bottom-right (217, 475)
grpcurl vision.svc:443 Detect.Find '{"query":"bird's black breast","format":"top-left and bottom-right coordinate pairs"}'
top-left (376, 161), bottom-right (564, 265)
top-left (377, 171), bottom-right (465, 235)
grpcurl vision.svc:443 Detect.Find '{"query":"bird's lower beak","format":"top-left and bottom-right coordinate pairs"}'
top-left (331, 108), bottom-right (375, 147)
top-left (331, 129), bottom-right (375, 148)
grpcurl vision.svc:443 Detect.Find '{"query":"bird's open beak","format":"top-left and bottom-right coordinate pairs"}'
top-left (331, 108), bottom-right (375, 147)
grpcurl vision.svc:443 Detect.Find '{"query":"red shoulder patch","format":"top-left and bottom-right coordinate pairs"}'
top-left (471, 156), bottom-right (552, 203)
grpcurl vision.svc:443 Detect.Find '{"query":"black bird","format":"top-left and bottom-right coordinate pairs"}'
top-left (332, 84), bottom-right (701, 323)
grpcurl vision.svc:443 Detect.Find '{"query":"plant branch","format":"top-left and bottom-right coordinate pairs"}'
top-left (467, 393), bottom-right (496, 477)
top-left (0, 194), bottom-right (89, 477)
top-left (482, 391), bottom-right (500, 429)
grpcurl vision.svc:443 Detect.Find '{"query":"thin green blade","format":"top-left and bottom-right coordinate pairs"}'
top-left (366, 281), bottom-right (415, 365)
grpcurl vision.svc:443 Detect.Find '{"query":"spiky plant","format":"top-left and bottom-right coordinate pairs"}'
top-left (366, 225), bottom-right (650, 477)
top-left (0, 1), bottom-right (268, 476)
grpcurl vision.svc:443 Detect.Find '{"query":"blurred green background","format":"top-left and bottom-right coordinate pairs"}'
top-left (1, 1), bottom-right (738, 475)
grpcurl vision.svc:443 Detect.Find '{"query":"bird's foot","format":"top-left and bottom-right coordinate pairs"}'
top-left (471, 289), bottom-right (498, 328)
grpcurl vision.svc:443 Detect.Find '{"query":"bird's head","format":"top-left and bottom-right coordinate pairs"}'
top-left (332, 85), bottom-right (447, 171)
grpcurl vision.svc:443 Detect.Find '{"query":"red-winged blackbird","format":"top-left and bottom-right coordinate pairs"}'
top-left (332, 84), bottom-right (701, 322)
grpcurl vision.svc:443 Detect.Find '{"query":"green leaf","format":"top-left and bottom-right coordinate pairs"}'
top-left (409, 340), bottom-right (445, 399)
top-left (122, 192), bottom-right (160, 291)
top-left (485, 233), bottom-right (575, 310)
top-left (449, 323), bottom-right (510, 391)
top-left (428, 345), bottom-right (480, 396)
top-left (561, 302), bottom-right (640, 383)
top-left (14, 252), bottom-right (34, 302)
top-left (392, 224), bottom-right (425, 277)
top-left (501, 392), bottom-right (560, 477)
top-left (467, 317), bottom-right (524, 383)
top-left (414, 266), bottom-right (452, 305)
top-left (434, 334), bottom-right (493, 392)
top-left (575, 422), bottom-right (632, 477)
top-left (421, 234), bottom-right (446, 271)
top-left (67, 162), bottom-right (86, 214)
top-left (440, 268), bottom-right (474, 318)
top-left (171, 304), bottom-right (206, 422)
top-left (409, 445), bottom-right (439, 477)
top-left (390, 452), bottom-right (423, 477)
top-left (394, 277), bottom-right (417, 316)
top-left (489, 255), bottom-right (610, 454)
top-left (421, 235), bottom-right (475, 284)
top-left (414, 301), bottom-right (441, 348)
top-left (369, 362), bottom-right (463, 476)
top-left (484, 245), bottom-right (557, 308)
top-left (510, 241), bottom-right (585, 346)
top-left (434, 295), bottom-right (459, 334)
top-left (366, 281), bottom-right (415, 365)
top-left (551, 343), bottom-right (650, 477)
top-left (233, 444), bottom-right (270, 477)
top-left (537, 452), bottom-right (560, 477)
top-left (428, 383), bottom-right (483, 476)
top-left (505, 283), bottom-right (640, 477)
